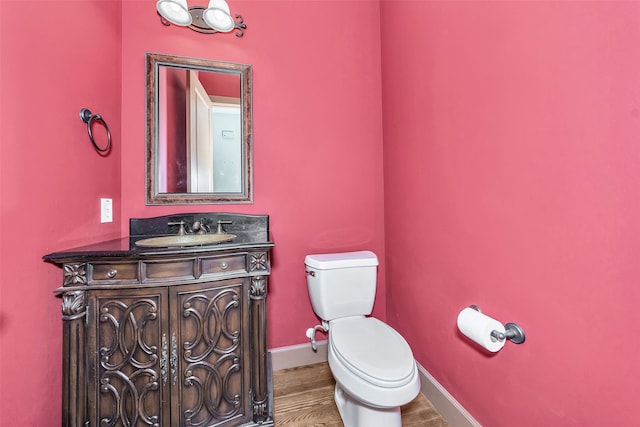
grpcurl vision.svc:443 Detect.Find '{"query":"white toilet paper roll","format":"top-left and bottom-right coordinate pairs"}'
top-left (457, 307), bottom-right (506, 352)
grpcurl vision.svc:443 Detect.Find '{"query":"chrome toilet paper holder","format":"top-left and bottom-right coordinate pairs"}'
top-left (469, 305), bottom-right (526, 344)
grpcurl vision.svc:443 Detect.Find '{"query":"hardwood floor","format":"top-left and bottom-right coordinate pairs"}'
top-left (273, 362), bottom-right (450, 427)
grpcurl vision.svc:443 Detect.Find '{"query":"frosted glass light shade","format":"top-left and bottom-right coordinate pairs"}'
top-left (157, 0), bottom-right (192, 26)
top-left (203, 0), bottom-right (235, 32)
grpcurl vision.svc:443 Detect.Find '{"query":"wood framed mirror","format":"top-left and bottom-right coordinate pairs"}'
top-left (146, 53), bottom-right (252, 204)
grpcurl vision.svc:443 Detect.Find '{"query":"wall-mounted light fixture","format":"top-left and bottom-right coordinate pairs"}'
top-left (156, 0), bottom-right (247, 37)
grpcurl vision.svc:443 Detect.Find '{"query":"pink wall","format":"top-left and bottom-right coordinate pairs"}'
top-left (0, 1), bottom-right (122, 425)
top-left (381, 1), bottom-right (640, 426)
top-left (120, 0), bottom-right (386, 350)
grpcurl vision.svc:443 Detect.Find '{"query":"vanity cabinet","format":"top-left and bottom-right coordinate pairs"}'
top-left (45, 214), bottom-right (274, 427)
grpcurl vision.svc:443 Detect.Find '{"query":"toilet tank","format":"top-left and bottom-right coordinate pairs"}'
top-left (305, 251), bottom-right (379, 321)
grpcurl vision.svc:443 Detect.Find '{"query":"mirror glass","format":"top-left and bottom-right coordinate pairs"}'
top-left (146, 53), bottom-right (252, 204)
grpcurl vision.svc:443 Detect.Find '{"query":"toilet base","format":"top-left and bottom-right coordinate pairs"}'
top-left (334, 383), bottom-right (403, 427)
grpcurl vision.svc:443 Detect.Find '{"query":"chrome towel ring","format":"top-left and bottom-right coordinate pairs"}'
top-left (79, 108), bottom-right (111, 153)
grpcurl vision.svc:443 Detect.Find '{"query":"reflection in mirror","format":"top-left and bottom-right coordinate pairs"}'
top-left (146, 53), bottom-right (252, 204)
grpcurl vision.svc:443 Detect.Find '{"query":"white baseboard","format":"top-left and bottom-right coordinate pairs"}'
top-left (415, 363), bottom-right (482, 427)
top-left (270, 340), bottom-right (328, 371)
top-left (269, 342), bottom-right (481, 427)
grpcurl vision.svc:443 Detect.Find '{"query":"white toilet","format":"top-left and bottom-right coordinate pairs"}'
top-left (304, 250), bottom-right (420, 427)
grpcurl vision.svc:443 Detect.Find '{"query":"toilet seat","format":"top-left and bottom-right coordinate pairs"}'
top-left (330, 317), bottom-right (416, 388)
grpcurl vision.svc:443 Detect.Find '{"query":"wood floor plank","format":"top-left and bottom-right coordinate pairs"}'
top-left (273, 362), bottom-right (450, 427)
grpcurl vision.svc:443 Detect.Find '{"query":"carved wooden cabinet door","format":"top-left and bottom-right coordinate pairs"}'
top-left (170, 279), bottom-right (251, 426)
top-left (86, 280), bottom-right (251, 427)
top-left (87, 288), bottom-right (170, 427)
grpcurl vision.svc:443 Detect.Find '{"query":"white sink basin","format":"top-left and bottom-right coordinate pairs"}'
top-left (135, 234), bottom-right (236, 248)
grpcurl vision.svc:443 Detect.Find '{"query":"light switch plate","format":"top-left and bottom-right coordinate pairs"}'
top-left (101, 198), bottom-right (113, 223)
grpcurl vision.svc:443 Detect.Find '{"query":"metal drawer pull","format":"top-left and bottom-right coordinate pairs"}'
top-left (220, 262), bottom-right (229, 270)
top-left (106, 269), bottom-right (118, 278)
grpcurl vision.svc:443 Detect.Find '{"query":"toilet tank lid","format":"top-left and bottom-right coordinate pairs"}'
top-left (305, 251), bottom-right (378, 269)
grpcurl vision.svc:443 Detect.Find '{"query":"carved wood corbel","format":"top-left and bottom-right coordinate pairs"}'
top-left (61, 290), bottom-right (87, 320)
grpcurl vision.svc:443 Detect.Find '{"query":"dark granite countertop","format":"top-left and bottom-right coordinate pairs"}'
top-left (43, 213), bottom-right (273, 263)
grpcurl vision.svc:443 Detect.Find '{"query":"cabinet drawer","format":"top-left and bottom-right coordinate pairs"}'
top-left (142, 259), bottom-right (196, 282)
top-left (90, 262), bottom-right (139, 283)
top-left (201, 255), bottom-right (247, 276)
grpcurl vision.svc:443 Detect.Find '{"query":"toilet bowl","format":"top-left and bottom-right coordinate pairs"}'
top-left (305, 251), bottom-right (420, 427)
top-left (329, 316), bottom-right (420, 426)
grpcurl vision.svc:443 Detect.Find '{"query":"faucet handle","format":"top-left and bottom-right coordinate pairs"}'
top-left (168, 220), bottom-right (188, 235)
top-left (216, 220), bottom-right (232, 234)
